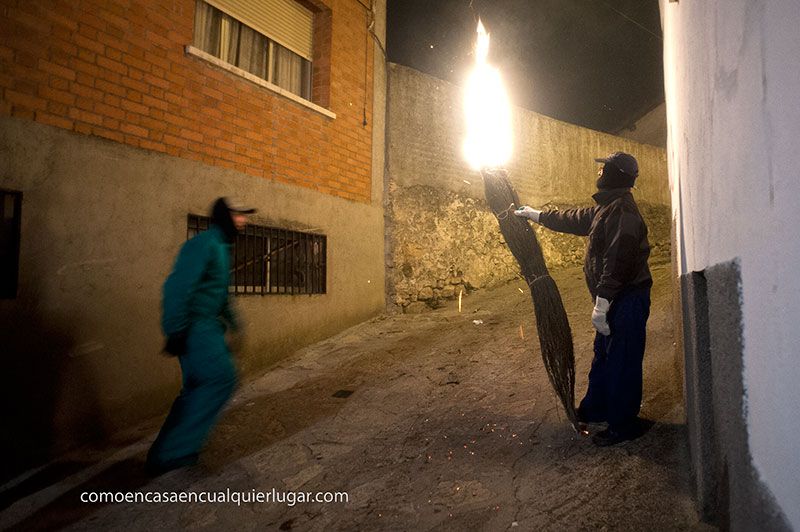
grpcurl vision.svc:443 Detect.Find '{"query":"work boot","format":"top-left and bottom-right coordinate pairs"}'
top-left (145, 453), bottom-right (199, 476)
top-left (591, 428), bottom-right (634, 447)
top-left (591, 418), bottom-right (652, 447)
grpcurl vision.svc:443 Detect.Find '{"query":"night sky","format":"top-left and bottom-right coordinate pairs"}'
top-left (387, 0), bottom-right (664, 133)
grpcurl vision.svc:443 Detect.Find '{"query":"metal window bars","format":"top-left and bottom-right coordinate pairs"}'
top-left (187, 214), bottom-right (326, 295)
top-left (0, 189), bottom-right (22, 299)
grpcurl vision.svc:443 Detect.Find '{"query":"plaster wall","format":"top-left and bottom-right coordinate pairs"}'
top-left (388, 64), bottom-right (669, 206)
top-left (0, 116), bottom-right (385, 478)
top-left (616, 102), bottom-right (667, 148)
top-left (370, 0), bottom-right (387, 205)
top-left (661, 0), bottom-right (799, 528)
top-left (386, 64), bottom-right (670, 311)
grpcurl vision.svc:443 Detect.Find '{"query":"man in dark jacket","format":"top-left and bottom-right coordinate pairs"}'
top-left (147, 197), bottom-right (255, 473)
top-left (514, 152), bottom-right (652, 446)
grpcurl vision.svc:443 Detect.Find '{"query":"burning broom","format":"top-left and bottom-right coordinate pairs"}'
top-left (463, 20), bottom-right (578, 429)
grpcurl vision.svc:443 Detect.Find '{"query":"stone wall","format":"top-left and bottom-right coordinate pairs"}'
top-left (387, 183), bottom-right (515, 313)
top-left (386, 64), bottom-right (670, 312)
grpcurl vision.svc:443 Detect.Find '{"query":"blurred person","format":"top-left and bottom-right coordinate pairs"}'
top-left (147, 197), bottom-right (255, 473)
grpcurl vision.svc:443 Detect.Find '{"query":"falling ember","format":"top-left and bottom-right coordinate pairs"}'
top-left (458, 288), bottom-right (463, 313)
top-left (463, 19), bottom-right (513, 170)
top-left (519, 324), bottom-right (524, 339)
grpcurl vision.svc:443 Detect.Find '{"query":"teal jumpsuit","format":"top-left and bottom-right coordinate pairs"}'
top-left (147, 224), bottom-right (238, 470)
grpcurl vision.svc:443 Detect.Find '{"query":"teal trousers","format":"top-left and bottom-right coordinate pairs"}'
top-left (147, 319), bottom-right (236, 469)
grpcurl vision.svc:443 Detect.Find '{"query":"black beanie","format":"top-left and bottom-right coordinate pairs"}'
top-left (210, 197), bottom-right (238, 242)
top-left (596, 163), bottom-right (636, 189)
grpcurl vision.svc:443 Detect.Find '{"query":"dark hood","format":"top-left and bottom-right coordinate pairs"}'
top-left (596, 162), bottom-right (636, 189)
top-left (210, 197), bottom-right (238, 242)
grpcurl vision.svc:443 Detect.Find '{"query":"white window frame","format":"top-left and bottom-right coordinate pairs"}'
top-left (204, 0), bottom-right (313, 61)
top-left (186, 45), bottom-right (334, 119)
top-left (189, 0), bottom-right (334, 118)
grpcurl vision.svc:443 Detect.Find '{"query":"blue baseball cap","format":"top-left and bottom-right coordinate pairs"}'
top-left (594, 152), bottom-right (639, 177)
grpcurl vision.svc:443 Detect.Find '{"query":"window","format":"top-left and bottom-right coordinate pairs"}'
top-left (0, 190), bottom-right (22, 299)
top-left (188, 214), bottom-right (327, 295)
top-left (194, 0), bottom-right (313, 100)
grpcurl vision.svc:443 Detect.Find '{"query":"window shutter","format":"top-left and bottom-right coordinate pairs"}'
top-left (203, 0), bottom-right (314, 60)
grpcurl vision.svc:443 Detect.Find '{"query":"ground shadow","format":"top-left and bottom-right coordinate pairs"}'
top-left (202, 372), bottom-right (355, 470)
top-left (0, 311), bottom-right (77, 484)
top-left (617, 420), bottom-right (694, 494)
top-left (0, 460), bottom-right (92, 512)
top-left (6, 457), bottom-right (151, 531)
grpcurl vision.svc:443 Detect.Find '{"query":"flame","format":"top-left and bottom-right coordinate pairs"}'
top-left (463, 19), bottom-right (513, 170)
top-left (475, 19), bottom-right (490, 63)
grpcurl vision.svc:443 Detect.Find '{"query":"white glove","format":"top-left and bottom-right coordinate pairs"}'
top-left (514, 206), bottom-right (541, 223)
top-left (591, 296), bottom-right (611, 336)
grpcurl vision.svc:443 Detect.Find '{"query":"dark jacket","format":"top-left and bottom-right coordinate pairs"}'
top-left (538, 188), bottom-right (652, 300)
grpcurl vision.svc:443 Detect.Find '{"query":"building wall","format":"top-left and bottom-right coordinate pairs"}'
top-left (661, 0), bottom-right (797, 529)
top-left (0, 0), bottom-right (374, 202)
top-left (615, 101), bottom-right (667, 148)
top-left (0, 0), bottom-right (386, 480)
top-left (386, 64), bottom-right (670, 312)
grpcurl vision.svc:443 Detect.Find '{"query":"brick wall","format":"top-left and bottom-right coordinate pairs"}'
top-left (0, 0), bottom-right (374, 202)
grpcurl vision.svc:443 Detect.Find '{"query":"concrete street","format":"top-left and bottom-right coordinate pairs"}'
top-left (0, 263), bottom-right (714, 531)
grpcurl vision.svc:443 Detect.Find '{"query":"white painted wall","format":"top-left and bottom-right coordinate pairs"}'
top-left (661, 0), bottom-right (800, 527)
top-left (616, 102), bottom-right (667, 148)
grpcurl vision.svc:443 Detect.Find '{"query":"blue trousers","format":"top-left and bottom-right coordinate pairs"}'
top-left (147, 320), bottom-right (236, 468)
top-left (578, 287), bottom-right (650, 433)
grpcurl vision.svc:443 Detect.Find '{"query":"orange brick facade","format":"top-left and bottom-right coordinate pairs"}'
top-left (0, 0), bottom-right (374, 202)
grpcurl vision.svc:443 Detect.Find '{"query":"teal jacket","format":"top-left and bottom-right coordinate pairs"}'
top-left (162, 225), bottom-right (237, 336)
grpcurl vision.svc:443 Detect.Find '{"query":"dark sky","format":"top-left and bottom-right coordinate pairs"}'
top-left (387, 0), bottom-right (664, 133)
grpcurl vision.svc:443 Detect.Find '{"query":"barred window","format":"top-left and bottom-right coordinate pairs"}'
top-left (193, 0), bottom-right (313, 100)
top-left (187, 215), bottom-right (326, 295)
top-left (0, 190), bottom-right (22, 299)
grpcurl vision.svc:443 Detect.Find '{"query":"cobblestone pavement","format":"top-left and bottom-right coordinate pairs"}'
top-left (0, 263), bottom-right (715, 531)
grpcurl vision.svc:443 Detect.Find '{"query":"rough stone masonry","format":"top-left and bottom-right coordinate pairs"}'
top-left (386, 180), bottom-right (670, 313)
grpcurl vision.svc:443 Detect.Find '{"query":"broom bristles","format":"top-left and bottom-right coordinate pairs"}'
top-left (481, 168), bottom-right (578, 428)
top-left (531, 276), bottom-right (577, 422)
